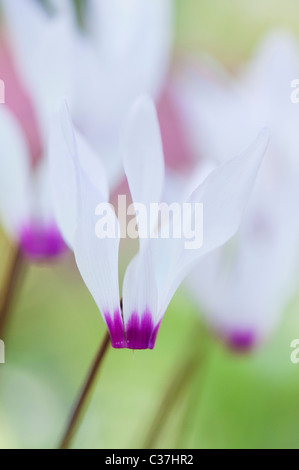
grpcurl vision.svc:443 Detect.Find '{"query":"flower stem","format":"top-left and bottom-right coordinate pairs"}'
top-left (59, 331), bottom-right (111, 450)
top-left (0, 245), bottom-right (25, 339)
top-left (143, 352), bottom-right (199, 449)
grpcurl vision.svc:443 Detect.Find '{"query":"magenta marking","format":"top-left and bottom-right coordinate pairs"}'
top-left (148, 320), bottom-right (161, 350)
top-left (20, 222), bottom-right (67, 261)
top-left (105, 310), bottom-right (126, 348)
top-left (104, 309), bottom-right (160, 350)
top-left (227, 330), bottom-right (256, 353)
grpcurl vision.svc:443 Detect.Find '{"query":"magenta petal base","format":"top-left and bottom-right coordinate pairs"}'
top-left (20, 223), bottom-right (67, 261)
top-left (227, 330), bottom-right (256, 352)
top-left (105, 310), bottom-right (160, 350)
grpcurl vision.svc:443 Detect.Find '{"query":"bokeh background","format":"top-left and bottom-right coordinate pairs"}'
top-left (1, 0), bottom-right (299, 449)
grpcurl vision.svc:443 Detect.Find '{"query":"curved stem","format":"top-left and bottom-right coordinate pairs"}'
top-left (0, 245), bottom-right (25, 339)
top-left (59, 331), bottom-right (111, 450)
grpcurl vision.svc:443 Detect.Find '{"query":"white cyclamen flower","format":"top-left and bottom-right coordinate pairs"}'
top-left (49, 95), bottom-right (268, 349)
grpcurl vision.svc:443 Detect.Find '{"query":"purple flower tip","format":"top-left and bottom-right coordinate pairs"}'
top-left (227, 330), bottom-right (256, 353)
top-left (105, 310), bottom-right (160, 350)
top-left (20, 222), bottom-right (67, 261)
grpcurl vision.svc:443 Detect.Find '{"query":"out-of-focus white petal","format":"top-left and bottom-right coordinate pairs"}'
top-left (173, 61), bottom-right (260, 165)
top-left (2, 0), bottom-right (49, 65)
top-left (188, 177), bottom-right (299, 346)
top-left (156, 130), bottom-right (269, 320)
top-left (243, 30), bottom-right (299, 113)
top-left (243, 30), bottom-right (299, 174)
top-left (0, 106), bottom-right (31, 237)
top-left (123, 96), bottom-right (165, 239)
top-left (49, 102), bottom-right (109, 249)
top-left (86, 0), bottom-right (172, 100)
top-left (30, 17), bottom-right (76, 141)
top-left (76, 0), bottom-right (172, 194)
top-left (3, 0), bottom-right (76, 141)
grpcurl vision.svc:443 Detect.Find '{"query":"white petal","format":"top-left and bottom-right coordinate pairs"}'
top-left (49, 102), bottom-right (109, 249)
top-left (122, 242), bottom-right (159, 349)
top-left (156, 129), bottom-right (269, 319)
top-left (0, 106), bottom-right (31, 237)
top-left (74, 159), bottom-right (121, 346)
top-left (50, 102), bottom-right (121, 343)
top-left (123, 96), bottom-right (165, 239)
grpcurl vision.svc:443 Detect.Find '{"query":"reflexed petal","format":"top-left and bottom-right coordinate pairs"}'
top-left (49, 102), bottom-right (109, 248)
top-left (156, 130), bottom-right (269, 319)
top-left (0, 106), bottom-right (31, 237)
top-left (74, 161), bottom-right (122, 348)
top-left (123, 96), bottom-right (165, 239)
top-left (51, 104), bottom-right (122, 346)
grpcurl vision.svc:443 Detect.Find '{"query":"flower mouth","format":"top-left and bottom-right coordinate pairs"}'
top-left (104, 310), bottom-right (160, 350)
top-left (20, 222), bottom-right (67, 261)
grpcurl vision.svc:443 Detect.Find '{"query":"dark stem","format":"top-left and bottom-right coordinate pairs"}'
top-left (59, 331), bottom-right (111, 450)
top-left (143, 353), bottom-right (199, 449)
top-left (0, 245), bottom-right (25, 339)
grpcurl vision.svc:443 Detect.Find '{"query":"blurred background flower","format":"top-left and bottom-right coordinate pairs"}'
top-left (175, 32), bottom-right (299, 350)
top-left (1, 0), bottom-right (299, 450)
